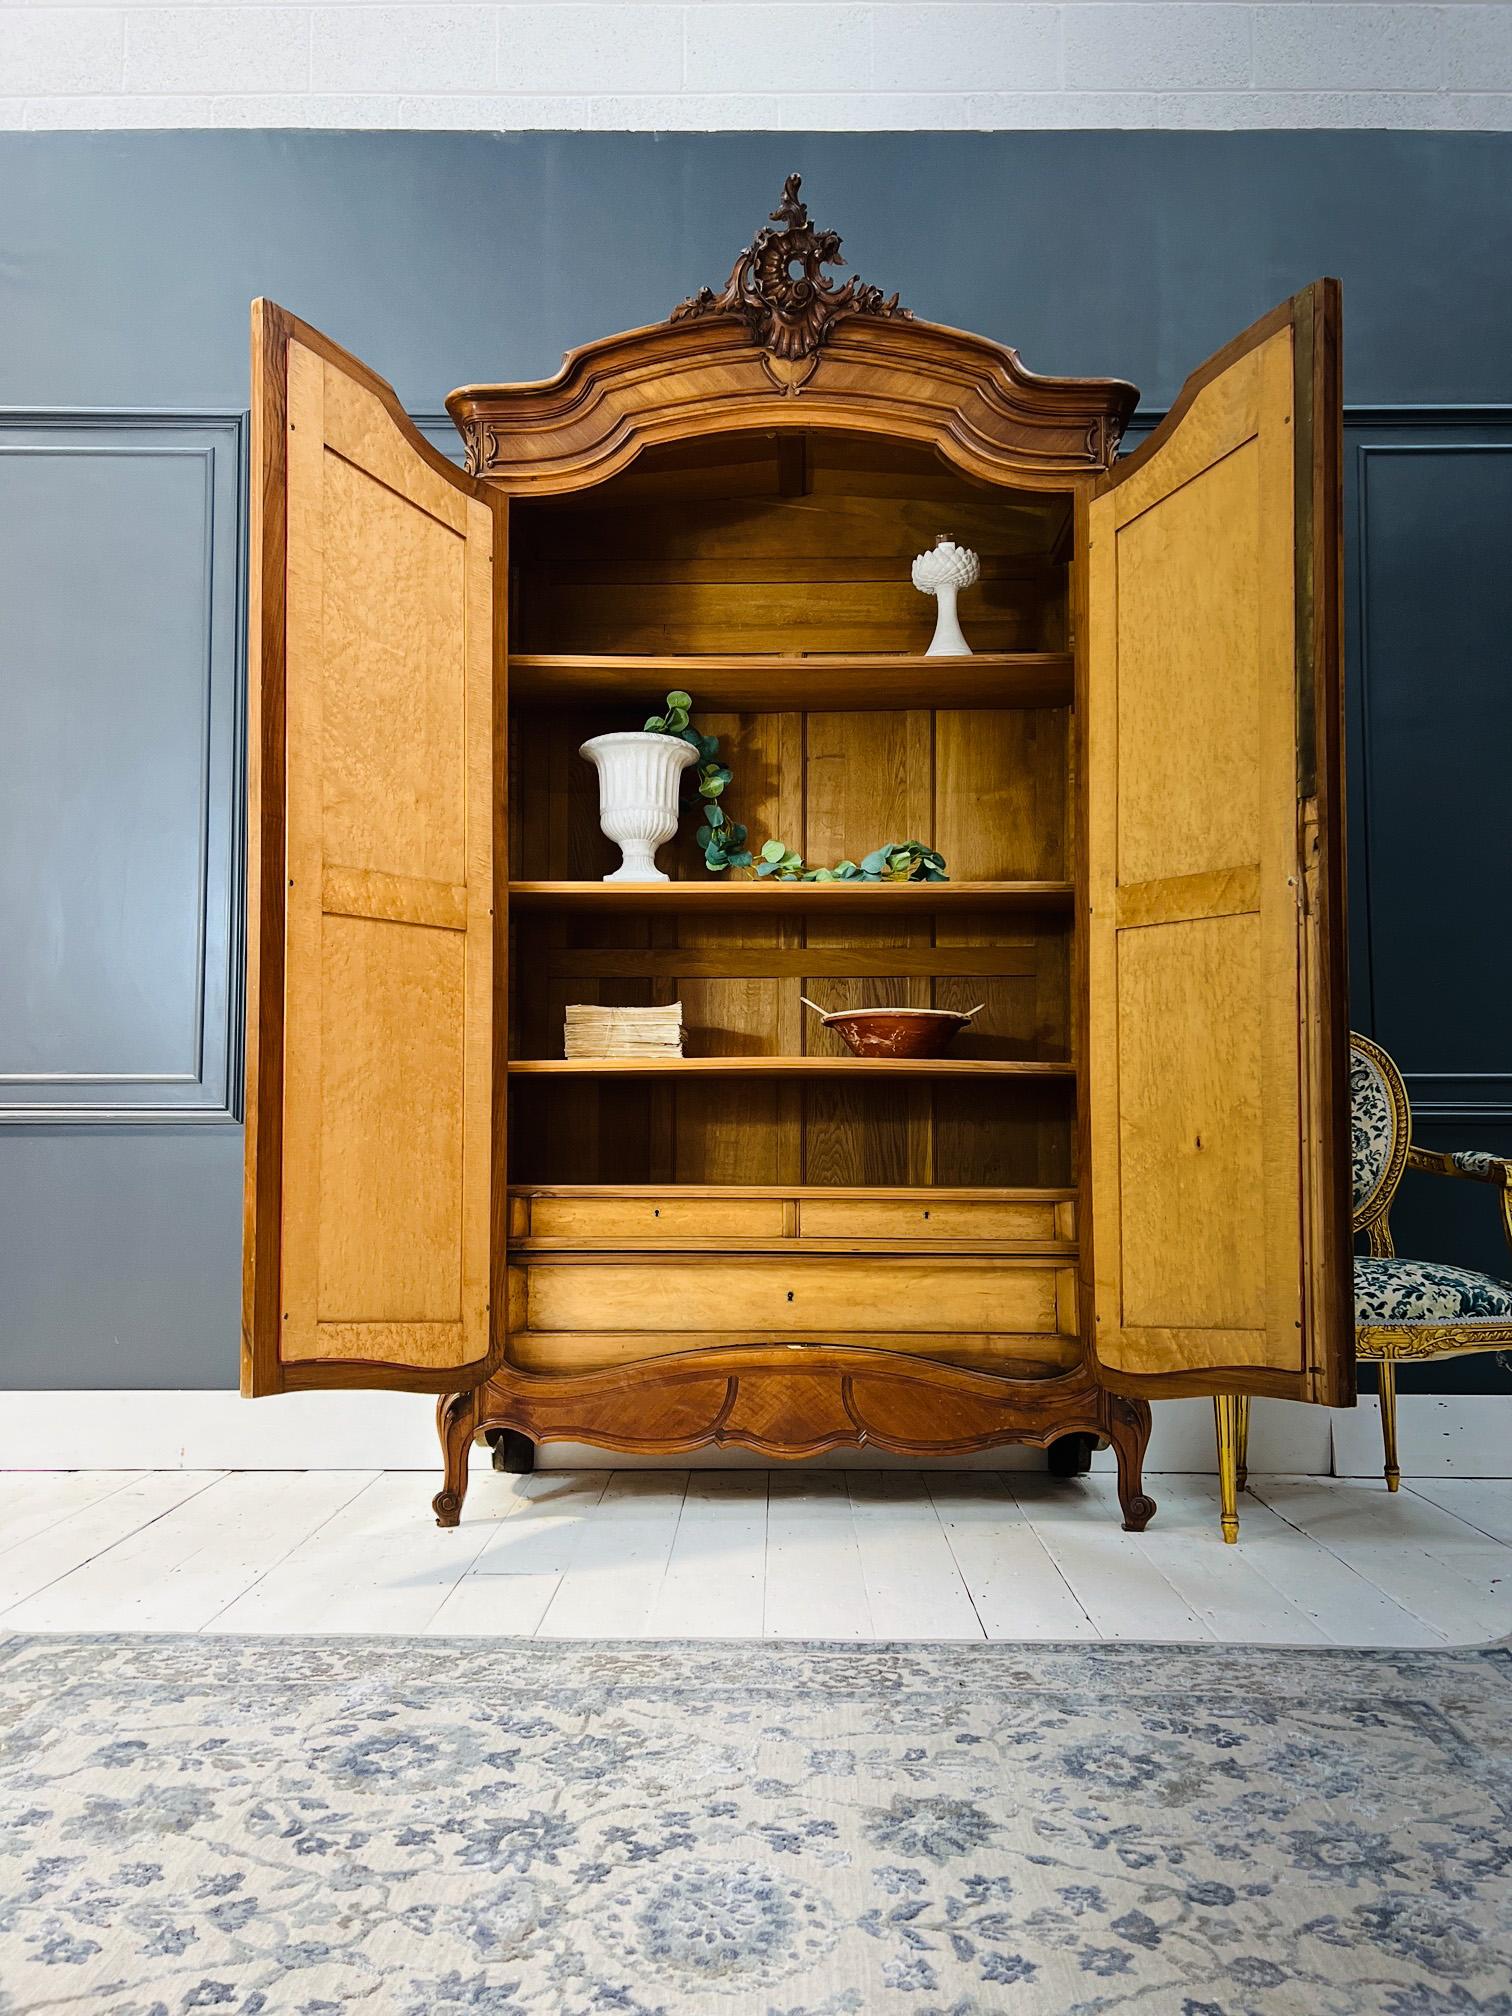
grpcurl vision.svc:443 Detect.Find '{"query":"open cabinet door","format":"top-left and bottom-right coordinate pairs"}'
top-left (1086, 282), bottom-right (1351, 1405)
top-left (242, 302), bottom-right (506, 1397)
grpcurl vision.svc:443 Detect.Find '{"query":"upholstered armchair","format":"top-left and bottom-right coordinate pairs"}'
top-left (1351, 1031), bottom-right (1512, 1488)
top-left (1215, 1032), bottom-right (1512, 1540)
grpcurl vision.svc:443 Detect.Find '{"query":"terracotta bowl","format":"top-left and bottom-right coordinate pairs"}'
top-left (817, 1006), bottom-right (976, 1059)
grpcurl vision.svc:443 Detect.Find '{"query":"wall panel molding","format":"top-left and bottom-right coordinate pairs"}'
top-left (1129, 402), bottom-right (1512, 1127)
top-left (1345, 412), bottom-right (1512, 1125)
top-left (0, 409), bottom-right (246, 1125)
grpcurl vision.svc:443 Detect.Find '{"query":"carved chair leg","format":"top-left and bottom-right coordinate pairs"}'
top-left (433, 1389), bottom-right (477, 1528)
top-left (1378, 1362), bottom-right (1401, 1493)
top-left (1213, 1395), bottom-right (1241, 1543)
top-left (1107, 1396), bottom-right (1155, 1532)
top-left (1234, 1394), bottom-right (1251, 1494)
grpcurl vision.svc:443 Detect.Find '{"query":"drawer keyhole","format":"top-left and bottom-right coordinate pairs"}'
top-left (923, 1209), bottom-right (931, 1220)
top-left (786, 1290), bottom-right (795, 1302)
top-left (653, 1208), bottom-right (660, 1217)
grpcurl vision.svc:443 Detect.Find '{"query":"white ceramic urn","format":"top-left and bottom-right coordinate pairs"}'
top-left (579, 731), bottom-right (698, 882)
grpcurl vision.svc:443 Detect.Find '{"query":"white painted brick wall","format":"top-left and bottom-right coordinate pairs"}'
top-left (1, 2), bottom-right (1510, 131)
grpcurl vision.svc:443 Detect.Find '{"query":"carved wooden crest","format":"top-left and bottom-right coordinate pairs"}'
top-left (671, 174), bottom-right (909, 374)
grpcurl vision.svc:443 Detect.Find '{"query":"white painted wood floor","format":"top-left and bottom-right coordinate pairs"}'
top-left (1, 1468), bottom-right (1509, 1647)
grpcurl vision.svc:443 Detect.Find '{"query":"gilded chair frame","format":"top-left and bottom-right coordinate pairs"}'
top-left (1348, 1033), bottom-right (1512, 1490)
top-left (1214, 1032), bottom-right (1512, 1534)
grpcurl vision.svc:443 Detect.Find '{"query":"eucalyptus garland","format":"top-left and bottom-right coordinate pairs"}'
top-left (644, 692), bottom-right (948, 883)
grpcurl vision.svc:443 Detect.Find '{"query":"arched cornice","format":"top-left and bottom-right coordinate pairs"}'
top-left (447, 310), bottom-right (1139, 497)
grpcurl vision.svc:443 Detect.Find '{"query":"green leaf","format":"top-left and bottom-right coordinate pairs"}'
top-left (666, 708), bottom-right (690, 732)
top-left (833, 860), bottom-right (858, 879)
top-left (706, 803), bottom-right (725, 828)
top-left (665, 689), bottom-right (693, 712)
top-left (727, 849), bottom-right (752, 869)
top-left (859, 848), bottom-right (888, 876)
top-left (756, 859), bottom-right (778, 877)
top-left (643, 715), bottom-right (666, 734)
top-left (727, 822), bottom-right (748, 848)
top-left (761, 839), bottom-right (787, 863)
top-left (695, 825), bottom-right (713, 851)
top-left (678, 726), bottom-right (702, 748)
top-left (705, 844), bottom-right (727, 869)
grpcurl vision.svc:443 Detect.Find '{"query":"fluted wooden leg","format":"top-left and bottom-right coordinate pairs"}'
top-left (1213, 1395), bottom-right (1241, 1544)
top-left (1235, 1394), bottom-right (1251, 1494)
top-left (1378, 1362), bottom-right (1401, 1492)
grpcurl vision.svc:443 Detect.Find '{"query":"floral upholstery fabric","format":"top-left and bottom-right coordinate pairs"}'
top-left (1350, 1046), bottom-right (1397, 1214)
top-left (1355, 1255), bottom-right (1512, 1325)
top-left (1449, 1149), bottom-right (1510, 1179)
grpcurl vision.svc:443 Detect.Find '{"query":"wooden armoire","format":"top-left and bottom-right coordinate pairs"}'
top-left (241, 177), bottom-right (1353, 1534)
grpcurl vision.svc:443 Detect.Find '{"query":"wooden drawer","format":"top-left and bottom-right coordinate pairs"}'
top-left (520, 1194), bottom-right (787, 1242)
top-left (522, 1256), bottom-right (1068, 1335)
top-left (798, 1197), bottom-right (1072, 1243)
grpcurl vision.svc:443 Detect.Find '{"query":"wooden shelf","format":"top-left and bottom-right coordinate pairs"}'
top-left (510, 1057), bottom-right (1074, 1079)
top-left (509, 879), bottom-right (1075, 914)
top-left (508, 651), bottom-right (1073, 712)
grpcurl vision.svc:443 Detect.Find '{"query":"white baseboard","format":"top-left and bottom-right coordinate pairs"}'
top-left (4, 1388), bottom-right (1503, 1477)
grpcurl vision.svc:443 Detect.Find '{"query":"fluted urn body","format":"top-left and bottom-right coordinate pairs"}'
top-left (579, 731), bottom-right (698, 882)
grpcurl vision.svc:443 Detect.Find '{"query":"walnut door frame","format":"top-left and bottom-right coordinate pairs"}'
top-left (242, 301), bottom-right (510, 1398)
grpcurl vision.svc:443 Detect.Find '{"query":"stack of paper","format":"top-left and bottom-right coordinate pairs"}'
top-left (564, 1001), bottom-right (685, 1060)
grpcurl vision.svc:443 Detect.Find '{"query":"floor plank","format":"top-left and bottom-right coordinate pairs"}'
top-left (1251, 1477), bottom-right (1512, 1645)
top-left (3, 1468), bottom-right (1510, 1648)
top-left (847, 1473), bottom-right (984, 1640)
top-left (763, 1471), bottom-right (874, 1640)
top-left (1202, 1481), bottom-right (1447, 1648)
top-left (536, 1472), bottom-right (690, 1639)
top-left (1006, 1475), bottom-right (1215, 1641)
top-left (211, 1473), bottom-right (499, 1634)
top-left (0, 1472), bottom-right (223, 1615)
top-left (926, 1473), bottom-right (1099, 1640)
top-left (1126, 1479), bottom-right (1336, 1646)
top-left (4, 1471), bottom-right (374, 1633)
top-left (1404, 1478), bottom-right (1512, 1549)
top-left (650, 1472), bottom-right (768, 1639)
top-left (0, 1471), bottom-right (149, 1561)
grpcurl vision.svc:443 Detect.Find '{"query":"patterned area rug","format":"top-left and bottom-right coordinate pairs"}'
top-left (2, 1634), bottom-right (1510, 2015)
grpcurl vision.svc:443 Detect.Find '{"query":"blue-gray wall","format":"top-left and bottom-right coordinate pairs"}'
top-left (1, 131), bottom-right (1509, 1391)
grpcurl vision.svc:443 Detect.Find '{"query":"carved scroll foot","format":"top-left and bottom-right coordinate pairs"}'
top-left (433, 1389), bottom-right (477, 1528)
top-left (1108, 1395), bottom-right (1156, 1533)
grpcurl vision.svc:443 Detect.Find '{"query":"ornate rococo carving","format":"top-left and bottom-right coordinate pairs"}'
top-left (460, 417), bottom-right (498, 479)
top-left (671, 173), bottom-right (909, 365)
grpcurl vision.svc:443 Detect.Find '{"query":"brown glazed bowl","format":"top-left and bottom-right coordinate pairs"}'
top-left (818, 1007), bottom-right (976, 1059)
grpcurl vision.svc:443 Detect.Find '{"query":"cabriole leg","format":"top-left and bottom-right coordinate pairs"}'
top-left (1378, 1362), bottom-right (1401, 1492)
top-left (1107, 1395), bottom-right (1156, 1532)
top-left (433, 1389), bottom-right (477, 1528)
top-left (1213, 1394), bottom-right (1240, 1543)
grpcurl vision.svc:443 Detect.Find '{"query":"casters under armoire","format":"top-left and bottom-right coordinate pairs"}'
top-left (487, 1428), bottom-right (536, 1475)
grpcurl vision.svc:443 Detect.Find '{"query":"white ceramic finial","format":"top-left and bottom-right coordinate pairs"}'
top-left (911, 533), bottom-right (980, 657)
